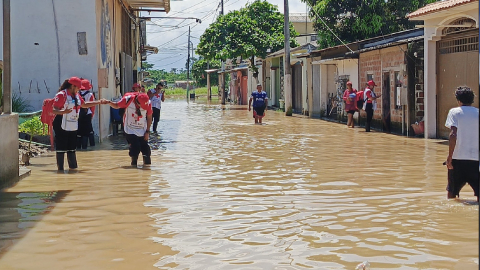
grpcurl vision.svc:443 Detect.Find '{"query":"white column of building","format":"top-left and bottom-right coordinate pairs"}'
top-left (424, 39), bottom-right (437, 138)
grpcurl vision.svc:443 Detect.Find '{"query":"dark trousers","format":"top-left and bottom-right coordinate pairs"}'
top-left (53, 115), bottom-right (78, 169)
top-left (77, 114), bottom-right (95, 149)
top-left (365, 103), bottom-right (373, 132)
top-left (152, 107), bottom-right (160, 132)
top-left (126, 134), bottom-right (151, 158)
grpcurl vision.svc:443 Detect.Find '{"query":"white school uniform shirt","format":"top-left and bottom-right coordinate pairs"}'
top-left (149, 89), bottom-right (163, 109)
top-left (445, 106), bottom-right (479, 161)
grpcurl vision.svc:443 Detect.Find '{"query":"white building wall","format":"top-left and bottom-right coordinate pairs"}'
top-left (420, 7), bottom-right (478, 138)
top-left (6, 0), bottom-right (98, 111)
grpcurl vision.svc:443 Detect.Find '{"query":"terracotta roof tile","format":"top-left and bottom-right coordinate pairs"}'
top-left (407, 0), bottom-right (477, 18)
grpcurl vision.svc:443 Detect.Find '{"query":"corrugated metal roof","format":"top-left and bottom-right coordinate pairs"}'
top-left (407, 0), bottom-right (476, 18)
top-left (346, 36), bottom-right (424, 54)
top-left (289, 13), bottom-right (312, 23)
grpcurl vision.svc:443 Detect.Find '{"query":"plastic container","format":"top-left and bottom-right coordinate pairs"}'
top-left (355, 261), bottom-right (370, 270)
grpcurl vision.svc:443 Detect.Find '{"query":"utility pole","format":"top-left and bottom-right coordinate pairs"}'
top-left (186, 26), bottom-right (191, 100)
top-left (220, 0), bottom-right (226, 105)
top-left (283, 0), bottom-right (292, 116)
top-left (2, 0), bottom-right (11, 114)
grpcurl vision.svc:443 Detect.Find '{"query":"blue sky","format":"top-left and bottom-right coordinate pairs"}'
top-left (145, 0), bottom-right (309, 71)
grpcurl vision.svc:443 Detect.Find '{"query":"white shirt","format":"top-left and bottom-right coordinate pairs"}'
top-left (123, 97), bottom-right (151, 136)
top-left (445, 106), bottom-right (479, 161)
top-left (149, 89), bottom-right (163, 109)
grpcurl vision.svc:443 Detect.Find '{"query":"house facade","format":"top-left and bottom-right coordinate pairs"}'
top-left (408, 0), bottom-right (479, 139)
top-left (0, 0), bottom-right (169, 140)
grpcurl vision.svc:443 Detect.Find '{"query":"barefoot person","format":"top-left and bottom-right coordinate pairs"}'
top-left (147, 82), bottom-right (166, 133)
top-left (52, 77), bottom-right (106, 171)
top-left (342, 81), bottom-right (357, 128)
top-left (249, 84), bottom-right (268, 124)
top-left (445, 86), bottom-right (479, 202)
top-left (107, 92), bottom-right (153, 166)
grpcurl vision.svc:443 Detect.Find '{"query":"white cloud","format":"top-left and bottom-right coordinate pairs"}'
top-left (145, 0), bottom-right (309, 71)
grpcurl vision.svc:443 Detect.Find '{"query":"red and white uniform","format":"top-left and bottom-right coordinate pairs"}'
top-left (53, 90), bottom-right (85, 131)
top-left (363, 87), bottom-right (377, 110)
top-left (149, 89), bottom-right (163, 109)
top-left (117, 95), bottom-right (153, 136)
top-left (79, 90), bottom-right (95, 116)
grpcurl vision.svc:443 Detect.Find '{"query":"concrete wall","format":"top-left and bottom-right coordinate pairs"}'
top-left (3, 0), bottom-right (98, 111)
top-left (0, 114), bottom-right (19, 189)
top-left (420, 6), bottom-right (478, 138)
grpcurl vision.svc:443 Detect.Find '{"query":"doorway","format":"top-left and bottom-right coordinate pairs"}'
top-left (382, 72), bottom-right (391, 132)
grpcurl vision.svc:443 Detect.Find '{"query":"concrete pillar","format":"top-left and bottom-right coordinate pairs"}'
top-left (0, 114), bottom-right (19, 189)
top-left (424, 39), bottom-right (437, 138)
top-left (207, 73), bottom-right (211, 100)
top-left (319, 64), bottom-right (328, 112)
top-left (306, 58), bottom-right (313, 117)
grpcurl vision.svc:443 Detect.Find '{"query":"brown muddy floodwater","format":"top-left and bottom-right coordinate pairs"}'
top-left (0, 99), bottom-right (478, 270)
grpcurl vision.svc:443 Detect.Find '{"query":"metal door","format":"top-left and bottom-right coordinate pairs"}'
top-left (437, 32), bottom-right (479, 138)
top-left (292, 63), bottom-right (303, 113)
top-left (382, 72), bottom-right (391, 132)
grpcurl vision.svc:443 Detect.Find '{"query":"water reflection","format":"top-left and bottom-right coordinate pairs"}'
top-left (0, 191), bottom-right (70, 256)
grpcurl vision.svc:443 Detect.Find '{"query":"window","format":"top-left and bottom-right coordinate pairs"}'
top-left (394, 72), bottom-right (401, 108)
top-left (367, 73), bottom-right (374, 83)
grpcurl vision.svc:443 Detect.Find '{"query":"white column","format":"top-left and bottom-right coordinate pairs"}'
top-left (424, 39), bottom-right (437, 138)
top-left (270, 69), bottom-right (276, 106)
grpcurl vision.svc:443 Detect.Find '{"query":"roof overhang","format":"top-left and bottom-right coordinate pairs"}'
top-left (407, 0), bottom-right (477, 20)
top-left (143, 45), bottom-right (158, 54)
top-left (125, 0), bottom-right (171, 13)
top-left (346, 36), bottom-right (423, 55)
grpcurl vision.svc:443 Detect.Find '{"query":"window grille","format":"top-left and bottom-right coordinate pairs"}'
top-left (438, 35), bottom-right (478, 54)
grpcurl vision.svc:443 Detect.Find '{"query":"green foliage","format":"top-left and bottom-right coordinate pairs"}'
top-left (142, 61), bottom-right (155, 71)
top-left (304, 0), bottom-right (436, 49)
top-left (197, 0), bottom-right (299, 75)
top-left (192, 58), bottom-right (221, 87)
top-left (13, 92), bottom-right (33, 113)
top-left (164, 86), bottom-right (219, 96)
top-left (142, 62), bottom-right (188, 86)
top-left (19, 116), bottom-right (48, 152)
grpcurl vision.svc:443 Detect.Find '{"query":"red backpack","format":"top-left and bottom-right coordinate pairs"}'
top-left (40, 98), bottom-right (56, 150)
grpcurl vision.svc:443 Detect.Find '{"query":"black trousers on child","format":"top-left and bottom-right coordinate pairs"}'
top-left (152, 107), bottom-right (160, 132)
top-left (77, 113), bottom-right (95, 149)
top-left (126, 133), bottom-right (151, 158)
top-left (365, 103), bottom-right (373, 132)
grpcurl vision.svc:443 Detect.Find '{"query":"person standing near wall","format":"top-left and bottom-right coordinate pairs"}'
top-left (53, 77), bottom-right (106, 171)
top-left (107, 92), bottom-right (153, 166)
top-left (445, 86), bottom-right (479, 202)
top-left (362, 80), bottom-right (381, 132)
top-left (77, 79), bottom-right (96, 149)
top-left (342, 81), bottom-right (357, 128)
top-left (147, 82), bottom-right (165, 133)
top-left (249, 84), bottom-right (268, 124)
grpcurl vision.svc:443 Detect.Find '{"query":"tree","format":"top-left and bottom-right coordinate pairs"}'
top-left (141, 61), bottom-right (155, 71)
top-left (304, 0), bottom-right (436, 49)
top-left (197, 0), bottom-right (299, 77)
top-left (192, 58), bottom-right (221, 87)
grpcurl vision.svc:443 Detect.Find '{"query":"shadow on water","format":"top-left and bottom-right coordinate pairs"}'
top-left (0, 190), bottom-right (71, 259)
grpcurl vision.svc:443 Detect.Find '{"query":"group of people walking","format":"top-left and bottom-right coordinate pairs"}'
top-left (342, 80), bottom-right (380, 132)
top-left (51, 77), bottom-right (165, 171)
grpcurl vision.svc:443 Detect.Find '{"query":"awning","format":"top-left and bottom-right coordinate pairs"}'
top-left (205, 69), bottom-right (219, 73)
top-left (125, 0), bottom-right (171, 13)
top-left (143, 45), bottom-right (158, 54)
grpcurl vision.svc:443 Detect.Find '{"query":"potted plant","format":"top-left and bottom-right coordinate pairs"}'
top-left (18, 116), bottom-right (46, 165)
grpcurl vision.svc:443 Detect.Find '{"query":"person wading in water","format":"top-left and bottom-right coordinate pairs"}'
top-left (107, 92), bottom-right (153, 167)
top-left (249, 84), bottom-right (268, 124)
top-left (52, 77), bottom-right (106, 171)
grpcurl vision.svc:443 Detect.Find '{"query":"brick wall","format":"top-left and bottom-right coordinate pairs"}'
top-left (359, 46), bottom-right (408, 132)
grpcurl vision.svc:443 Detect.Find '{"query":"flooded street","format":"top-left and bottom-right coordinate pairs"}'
top-left (0, 99), bottom-right (478, 270)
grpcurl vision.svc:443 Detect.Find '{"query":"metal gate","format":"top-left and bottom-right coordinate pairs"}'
top-left (437, 30), bottom-right (479, 138)
top-left (292, 62), bottom-right (303, 113)
top-left (120, 52), bottom-right (133, 95)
